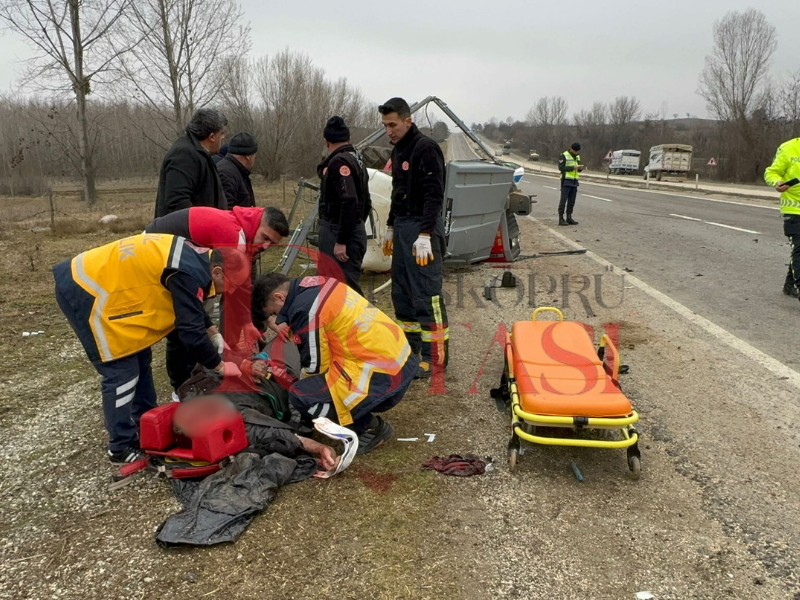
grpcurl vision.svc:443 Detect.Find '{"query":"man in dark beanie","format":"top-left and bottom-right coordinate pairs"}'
top-left (218, 132), bottom-right (258, 208)
top-left (155, 108), bottom-right (228, 217)
top-left (557, 142), bottom-right (585, 226)
top-left (316, 116), bottom-right (372, 295)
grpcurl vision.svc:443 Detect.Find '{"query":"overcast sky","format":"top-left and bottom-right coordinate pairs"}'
top-left (1, 1), bottom-right (798, 125)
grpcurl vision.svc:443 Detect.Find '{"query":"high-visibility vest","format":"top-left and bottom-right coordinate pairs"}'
top-left (764, 138), bottom-right (800, 215)
top-left (562, 151), bottom-right (580, 181)
top-left (70, 234), bottom-right (212, 362)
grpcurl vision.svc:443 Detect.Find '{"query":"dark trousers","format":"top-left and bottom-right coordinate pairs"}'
top-left (166, 330), bottom-right (194, 392)
top-left (93, 348), bottom-right (158, 453)
top-left (784, 215), bottom-right (800, 291)
top-left (289, 354), bottom-right (419, 433)
top-left (558, 183), bottom-right (578, 215)
top-left (54, 265), bottom-right (157, 452)
top-left (392, 217), bottom-right (450, 367)
top-left (318, 220), bottom-right (367, 296)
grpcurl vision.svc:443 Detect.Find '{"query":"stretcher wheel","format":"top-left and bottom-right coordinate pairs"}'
top-left (508, 447), bottom-right (518, 473)
top-left (627, 455), bottom-right (641, 480)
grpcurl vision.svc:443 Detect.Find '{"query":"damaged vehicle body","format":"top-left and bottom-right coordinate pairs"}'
top-left (278, 96), bottom-right (535, 274)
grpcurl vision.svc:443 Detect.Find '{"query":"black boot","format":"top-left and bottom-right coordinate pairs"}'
top-left (558, 214), bottom-right (567, 226)
top-left (566, 214), bottom-right (579, 225)
top-left (784, 283), bottom-right (800, 298)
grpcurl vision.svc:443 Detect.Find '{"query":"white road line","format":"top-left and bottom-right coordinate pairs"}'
top-left (543, 185), bottom-right (559, 190)
top-left (521, 172), bottom-right (779, 211)
top-left (705, 221), bottom-right (760, 234)
top-left (526, 215), bottom-right (800, 391)
top-left (583, 194), bottom-right (613, 202)
top-left (669, 213), bottom-right (760, 234)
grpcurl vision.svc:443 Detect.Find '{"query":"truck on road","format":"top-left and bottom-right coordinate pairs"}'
top-left (644, 144), bottom-right (693, 181)
top-left (609, 149), bottom-right (640, 175)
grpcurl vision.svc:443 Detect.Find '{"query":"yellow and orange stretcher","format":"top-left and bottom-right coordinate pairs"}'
top-left (493, 307), bottom-right (641, 477)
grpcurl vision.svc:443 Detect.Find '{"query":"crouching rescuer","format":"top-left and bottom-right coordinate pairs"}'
top-left (378, 97), bottom-right (450, 378)
top-left (253, 273), bottom-right (419, 455)
top-left (53, 234), bottom-right (247, 463)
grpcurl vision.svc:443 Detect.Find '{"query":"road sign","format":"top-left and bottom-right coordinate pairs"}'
top-left (707, 157), bottom-right (717, 166)
top-left (604, 149), bottom-right (614, 160)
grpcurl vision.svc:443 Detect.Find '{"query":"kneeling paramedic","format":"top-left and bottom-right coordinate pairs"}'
top-left (253, 273), bottom-right (419, 455)
top-left (53, 234), bottom-right (248, 463)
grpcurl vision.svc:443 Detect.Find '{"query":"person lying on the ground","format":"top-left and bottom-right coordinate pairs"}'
top-left (53, 235), bottom-right (250, 464)
top-left (252, 273), bottom-right (420, 455)
top-left (145, 205), bottom-right (289, 257)
top-left (173, 394), bottom-right (339, 472)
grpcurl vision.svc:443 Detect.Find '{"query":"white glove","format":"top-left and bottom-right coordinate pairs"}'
top-left (412, 234), bottom-right (434, 266)
top-left (382, 227), bottom-right (394, 256)
top-left (210, 332), bottom-right (225, 356)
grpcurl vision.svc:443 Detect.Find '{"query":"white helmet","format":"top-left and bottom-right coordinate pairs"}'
top-left (312, 417), bottom-right (358, 478)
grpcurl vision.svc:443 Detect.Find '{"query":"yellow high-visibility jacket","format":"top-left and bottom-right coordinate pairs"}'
top-left (60, 234), bottom-right (213, 363)
top-left (765, 137), bottom-right (800, 214)
top-left (277, 276), bottom-right (411, 426)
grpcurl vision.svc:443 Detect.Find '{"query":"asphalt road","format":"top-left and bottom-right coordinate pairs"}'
top-left (448, 132), bottom-right (797, 371)
top-left (517, 175), bottom-right (799, 368)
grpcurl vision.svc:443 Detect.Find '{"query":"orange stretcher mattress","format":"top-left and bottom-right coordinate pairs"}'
top-left (511, 321), bottom-right (632, 418)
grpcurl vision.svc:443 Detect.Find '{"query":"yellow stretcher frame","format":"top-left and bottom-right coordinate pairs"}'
top-left (504, 307), bottom-right (642, 477)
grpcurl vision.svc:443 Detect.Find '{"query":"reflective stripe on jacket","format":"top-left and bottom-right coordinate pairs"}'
top-left (765, 138), bottom-right (800, 215)
top-left (69, 234), bottom-right (212, 362)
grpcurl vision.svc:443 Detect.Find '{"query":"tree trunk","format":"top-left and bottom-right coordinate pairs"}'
top-left (68, 0), bottom-right (97, 207)
top-left (157, 0), bottom-right (184, 137)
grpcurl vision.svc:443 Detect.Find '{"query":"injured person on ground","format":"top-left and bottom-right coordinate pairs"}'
top-left (172, 395), bottom-right (339, 473)
top-left (252, 273), bottom-right (419, 455)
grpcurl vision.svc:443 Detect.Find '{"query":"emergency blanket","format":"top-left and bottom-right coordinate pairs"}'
top-left (155, 409), bottom-right (317, 547)
top-left (422, 454), bottom-right (486, 477)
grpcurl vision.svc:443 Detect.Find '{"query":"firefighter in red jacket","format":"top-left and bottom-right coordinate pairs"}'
top-left (146, 205), bottom-right (289, 258)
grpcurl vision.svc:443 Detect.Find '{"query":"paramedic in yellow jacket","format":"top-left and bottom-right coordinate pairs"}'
top-left (765, 137), bottom-right (800, 298)
top-left (253, 273), bottom-right (419, 455)
top-left (53, 234), bottom-right (249, 464)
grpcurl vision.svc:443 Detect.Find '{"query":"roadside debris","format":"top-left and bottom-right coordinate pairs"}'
top-left (99, 214), bottom-right (119, 224)
top-left (422, 454), bottom-right (487, 477)
top-left (22, 331), bottom-right (45, 337)
top-left (635, 592), bottom-right (655, 600)
top-left (484, 270), bottom-right (518, 300)
top-left (397, 437), bottom-right (419, 442)
top-left (571, 462), bottom-right (584, 483)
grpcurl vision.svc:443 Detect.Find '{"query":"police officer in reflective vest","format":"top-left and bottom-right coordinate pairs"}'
top-left (558, 142), bottom-right (585, 226)
top-left (317, 116), bottom-right (372, 296)
top-left (765, 137), bottom-right (800, 298)
top-left (379, 97), bottom-right (449, 379)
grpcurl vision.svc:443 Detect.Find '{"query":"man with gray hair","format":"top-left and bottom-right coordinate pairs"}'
top-left (155, 108), bottom-right (229, 218)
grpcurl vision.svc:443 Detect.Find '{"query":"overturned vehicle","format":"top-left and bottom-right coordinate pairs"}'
top-left (278, 96), bottom-right (534, 275)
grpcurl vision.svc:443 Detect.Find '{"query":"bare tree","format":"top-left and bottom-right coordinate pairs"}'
top-left (609, 96), bottom-right (642, 127)
top-left (0, 0), bottom-right (132, 205)
top-left (526, 96), bottom-right (569, 128)
top-left (115, 0), bottom-right (250, 142)
top-left (780, 69), bottom-right (800, 138)
top-left (698, 8), bottom-right (776, 122)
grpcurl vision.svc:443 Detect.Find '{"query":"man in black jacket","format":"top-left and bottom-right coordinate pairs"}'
top-left (218, 133), bottom-right (257, 208)
top-left (316, 116), bottom-right (372, 295)
top-left (154, 108), bottom-right (228, 218)
top-left (379, 97), bottom-right (449, 379)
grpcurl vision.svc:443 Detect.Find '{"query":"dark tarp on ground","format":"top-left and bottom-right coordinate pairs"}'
top-left (156, 451), bottom-right (316, 546)
top-left (155, 395), bottom-right (318, 546)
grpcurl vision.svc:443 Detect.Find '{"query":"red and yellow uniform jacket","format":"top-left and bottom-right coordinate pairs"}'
top-left (276, 276), bottom-right (411, 426)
